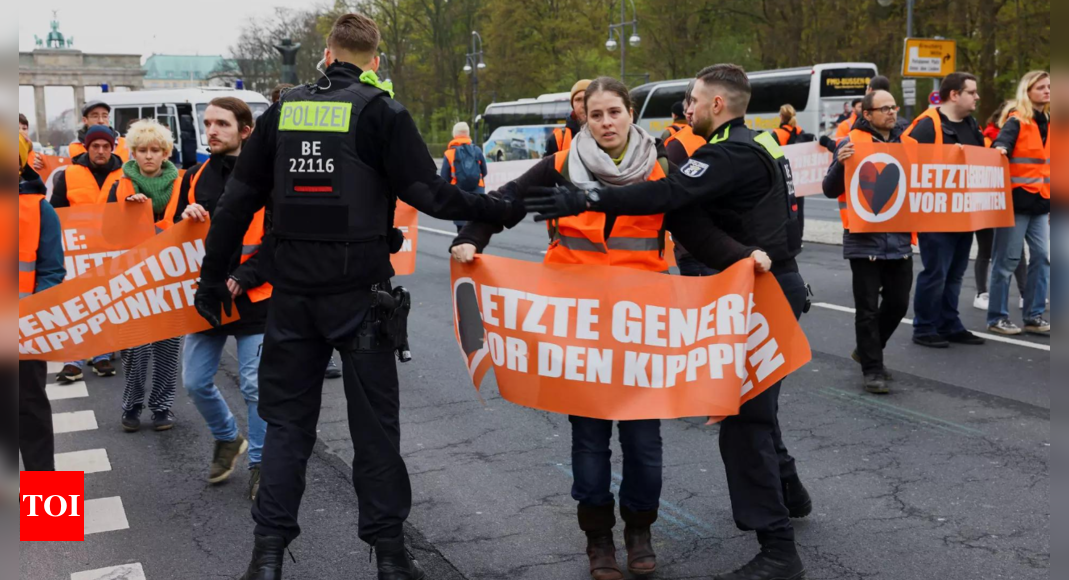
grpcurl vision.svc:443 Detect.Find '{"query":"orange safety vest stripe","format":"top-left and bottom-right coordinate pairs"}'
top-left (553, 127), bottom-right (573, 152)
top-left (19, 194), bottom-right (45, 299)
top-left (546, 152), bottom-right (668, 272)
top-left (64, 165), bottom-right (123, 206)
top-left (1005, 112), bottom-right (1051, 199)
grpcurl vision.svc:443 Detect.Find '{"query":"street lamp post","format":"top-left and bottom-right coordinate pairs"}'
top-left (879, 0), bottom-right (917, 118)
top-left (463, 31), bottom-right (487, 130)
top-left (605, 0), bottom-right (641, 81)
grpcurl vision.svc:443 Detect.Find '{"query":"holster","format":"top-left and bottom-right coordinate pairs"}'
top-left (350, 284), bottom-right (413, 363)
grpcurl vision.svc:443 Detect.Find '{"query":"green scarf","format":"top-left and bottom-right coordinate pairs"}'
top-left (122, 160), bottom-right (179, 214)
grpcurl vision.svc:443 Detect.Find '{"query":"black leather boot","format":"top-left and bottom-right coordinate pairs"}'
top-left (375, 534), bottom-right (426, 580)
top-left (620, 505), bottom-right (657, 576)
top-left (782, 474), bottom-right (812, 519)
top-left (239, 535), bottom-right (286, 580)
top-left (714, 547), bottom-right (806, 580)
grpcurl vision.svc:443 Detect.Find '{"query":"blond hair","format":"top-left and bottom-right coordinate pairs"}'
top-left (1000, 70), bottom-right (1050, 127)
top-left (126, 119), bottom-right (174, 155)
top-left (779, 104), bottom-right (798, 128)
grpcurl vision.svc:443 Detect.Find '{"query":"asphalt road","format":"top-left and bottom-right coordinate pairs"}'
top-left (20, 214), bottom-right (1049, 580)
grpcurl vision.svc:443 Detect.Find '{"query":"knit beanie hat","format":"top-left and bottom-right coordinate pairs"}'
top-left (570, 79), bottom-right (593, 102)
top-left (84, 125), bottom-right (117, 148)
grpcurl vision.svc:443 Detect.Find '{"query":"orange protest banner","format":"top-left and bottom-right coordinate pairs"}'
top-left (390, 201), bottom-right (419, 276)
top-left (844, 143), bottom-right (1015, 233)
top-left (451, 255), bottom-right (811, 421)
top-left (18, 220), bottom-right (237, 362)
top-left (783, 142), bottom-right (834, 198)
top-left (56, 203), bottom-right (156, 280)
top-left (33, 153), bottom-right (72, 192)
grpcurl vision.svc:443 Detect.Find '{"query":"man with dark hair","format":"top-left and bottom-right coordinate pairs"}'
top-left (869, 75), bottom-right (892, 93)
top-left (902, 72), bottom-right (987, 349)
top-left (194, 12), bottom-right (523, 580)
top-left (528, 63), bottom-right (811, 580)
top-left (660, 101), bottom-right (689, 142)
top-left (835, 98), bottom-right (865, 140)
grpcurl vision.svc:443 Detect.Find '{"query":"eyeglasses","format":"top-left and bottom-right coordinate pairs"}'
top-left (865, 105), bottom-right (900, 115)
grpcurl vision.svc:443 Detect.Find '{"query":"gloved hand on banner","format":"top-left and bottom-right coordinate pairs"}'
top-left (194, 280), bottom-right (233, 329)
top-left (526, 184), bottom-right (596, 222)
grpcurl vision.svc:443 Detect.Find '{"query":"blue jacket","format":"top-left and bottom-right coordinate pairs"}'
top-left (822, 119), bottom-right (913, 261)
top-left (20, 169), bottom-right (67, 293)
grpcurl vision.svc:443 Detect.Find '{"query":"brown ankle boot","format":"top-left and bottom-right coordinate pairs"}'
top-left (578, 503), bottom-right (623, 580)
top-left (622, 506), bottom-right (658, 576)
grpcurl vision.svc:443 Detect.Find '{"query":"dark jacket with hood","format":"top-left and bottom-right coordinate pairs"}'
top-left (544, 113), bottom-right (583, 157)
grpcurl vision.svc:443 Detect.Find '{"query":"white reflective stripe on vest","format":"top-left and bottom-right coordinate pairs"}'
top-left (605, 237), bottom-right (661, 252)
top-left (242, 244), bottom-right (261, 256)
top-left (1012, 177), bottom-right (1049, 185)
top-left (1010, 157), bottom-right (1051, 165)
top-left (19, 260), bottom-right (37, 272)
top-left (19, 292), bottom-right (32, 299)
top-left (557, 235), bottom-right (607, 254)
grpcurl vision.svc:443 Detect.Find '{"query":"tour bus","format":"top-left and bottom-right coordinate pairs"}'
top-left (98, 88), bottom-right (271, 166)
top-left (630, 63), bottom-right (879, 137)
top-left (477, 92), bottom-right (572, 161)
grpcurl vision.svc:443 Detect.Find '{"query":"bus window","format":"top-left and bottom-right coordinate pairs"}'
top-left (644, 85), bottom-right (687, 121)
top-left (748, 73), bottom-right (811, 114)
top-left (114, 107), bottom-right (140, 135)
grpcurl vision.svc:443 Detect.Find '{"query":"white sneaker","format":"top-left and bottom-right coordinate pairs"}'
top-left (973, 293), bottom-right (990, 311)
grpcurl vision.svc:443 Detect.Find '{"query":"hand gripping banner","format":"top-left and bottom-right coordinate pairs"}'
top-left (451, 255), bottom-right (811, 421)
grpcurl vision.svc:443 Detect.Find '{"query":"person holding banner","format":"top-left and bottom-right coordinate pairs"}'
top-left (106, 119), bottom-right (186, 432)
top-left (453, 76), bottom-right (675, 580)
top-left (988, 71), bottom-right (1051, 336)
top-left (175, 97), bottom-right (270, 500)
top-left (526, 64), bottom-right (811, 580)
top-left (18, 134), bottom-right (67, 471)
top-left (822, 90), bottom-right (912, 394)
top-left (901, 72), bottom-right (989, 349)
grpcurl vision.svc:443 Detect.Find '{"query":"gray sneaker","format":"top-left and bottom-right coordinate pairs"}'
top-left (988, 319), bottom-right (1023, 335)
top-left (209, 435), bottom-right (248, 484)
top-left (1023, 317), bottom-right (1050, 335)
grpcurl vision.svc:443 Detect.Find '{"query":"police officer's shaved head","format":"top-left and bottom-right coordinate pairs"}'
top-left (328, 13), bottom-right (381, 60)
top-left (695, 64), bottom-right (751, 116)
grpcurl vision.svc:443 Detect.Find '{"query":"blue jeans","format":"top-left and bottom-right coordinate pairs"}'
top-left (987, 213), bottom-right (1050, 324)
top-left (913, 232), bottom-right (973, 337)
top-left (183, 333), bottom-right (266, 466)
top-left (569, 416), bottom-right (663, 513)
top-left (67, 355), bottom-right (111, 370)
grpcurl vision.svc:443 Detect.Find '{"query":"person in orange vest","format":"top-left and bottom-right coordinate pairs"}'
top-left (452, 77), bottom-right (676, 580)
top-left (174, 97), bottom-right (272, 501)
top-left (987, 70), bottom-right (1051, 336)
top-left (441, 121), bottom-right (488, 232)
top-left (105, 119), bottom-right (186, 433)
top-left (545, 79), bottom-right (591, 156)
top-left (659, 101), bottom-right (688, 142)
top-left (900, 72), bottom-right (988, 349)
top-left (69, 101), bottom-right (129, 162)
top-left (17, 133), bottom-right (67, 472)
top-left (834, 98), bottom-right (863, 140)
top-left (821, 90), bottom-right (914, 394)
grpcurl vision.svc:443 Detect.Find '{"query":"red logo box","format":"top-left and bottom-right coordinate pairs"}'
top-left (20, 471), bottom-right (85, 542)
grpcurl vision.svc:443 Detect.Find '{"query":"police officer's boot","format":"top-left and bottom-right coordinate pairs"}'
top-left (375, 534), bottom-right (426, 580)
top-left (714, 541), bottom-right (806, 580)
top-left (782, 474), bottom-right (812, 519)
top-left (620, 506), bottom-right (657, 576)
top-left (577, 503), bottom-right (624, 580)
top-left (239, 535), bottom-right (286, 580)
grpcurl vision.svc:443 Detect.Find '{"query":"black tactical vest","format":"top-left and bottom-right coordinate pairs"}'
top-left (272, 82), bottom-right (391, 243)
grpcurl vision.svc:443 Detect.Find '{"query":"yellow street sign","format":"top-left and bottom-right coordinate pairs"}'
top-left (902, 38), bottom-right (957, 78)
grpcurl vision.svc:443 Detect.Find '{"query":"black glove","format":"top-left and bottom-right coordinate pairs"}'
top-left (388, 227), bottom-right (406, 254)
top-left (194, 280), bottom-right (233, 329)
top-left (526, 185), bottom-right (593, 222)
top-left (819, 135), bottom-right (836, 153)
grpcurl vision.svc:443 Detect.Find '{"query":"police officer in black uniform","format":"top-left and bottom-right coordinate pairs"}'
top-left (193, 13), bottom-right (523, 580)
top-left (527, 64), bottom-right (811, 580)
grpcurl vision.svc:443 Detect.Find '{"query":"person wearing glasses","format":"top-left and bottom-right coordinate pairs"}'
top-left (821, 90), bottom-right (914, 394)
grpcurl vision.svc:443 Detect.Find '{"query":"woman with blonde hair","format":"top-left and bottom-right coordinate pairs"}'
top-left (107, 119), bottom-right (185, 432)
top-left (987, 71), bottom-right (1051, 336)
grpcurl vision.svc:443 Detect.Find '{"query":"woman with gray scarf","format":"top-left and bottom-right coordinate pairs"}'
top-left (451, 77), bottom-right (678, 580)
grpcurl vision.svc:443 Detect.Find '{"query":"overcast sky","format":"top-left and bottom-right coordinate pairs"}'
top-left (19, 0), bottom-right (312, 131)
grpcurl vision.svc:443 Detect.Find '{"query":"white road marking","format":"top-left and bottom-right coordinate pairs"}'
top-left (812, 302), bottom-right (1050, 352)
top-left (52, 411), bottom-right (99, 434)
top-left (418, 225), bottom-right (459, 237)
top-left (47, 383), bottom-right (89, 401)
top-left (47, 361), bottom-right (66, 375)
top-left (55, 449), bottom-right (112, 474)
top-left (71, 563), bottom-right (145, 580)
top-left (85, 497), bottom-right (130, 535)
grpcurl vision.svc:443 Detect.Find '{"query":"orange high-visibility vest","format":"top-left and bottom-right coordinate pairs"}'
top-left (443, 137), bottom-right (486, 188)
top-left (901, 108), bottom-right (945, 146)
top-left (64, 164), bottom-right (123, 206)
top-left (835, 112), bottom-right (857, 140)
top-left (774, 125), bottom-right (804, 147)
top-left (665, 123), bottom-right (686, 138)
top-left (70, 136), bottom-right (130, 163)
top-left (188, 161), bottom-right (274, 302)
top-left (664, 125), bottom-right (707, 158)
top-left (19, 194), bottom-right (45, 299)
top-left (114, 173), bottom-right (184, 233)
top-left (553, 127), bottom-right (574, 152)
top-left (545, 152), bottom-right (669, 272)
top-left (1005, 112), bottom-right (1051, 200)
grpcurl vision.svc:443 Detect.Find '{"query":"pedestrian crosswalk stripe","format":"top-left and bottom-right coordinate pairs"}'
top-left (53, 411), bottom-right (98, 434)
top-left (47, 383), bottom-right (90, 401)
top-left (70, 563), bottom-right (145, 580)
top-left (55, 449), bottom-right (112, 474)
top-left (85, 497), bottom-right (130, 535)
top-left (47, 361), bottom-right (65, 375)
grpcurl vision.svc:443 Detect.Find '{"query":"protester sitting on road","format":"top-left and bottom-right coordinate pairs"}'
top-left (106, 119), bottom-right (185, 433)
top-left (452, 77), bottom-right (675, 580)
top-left (545, 79), bottom-right (591, 156)
top-left (441, 122), bottom-right (488, 232)
top-left (988, 71), bottom-right (1051, 336)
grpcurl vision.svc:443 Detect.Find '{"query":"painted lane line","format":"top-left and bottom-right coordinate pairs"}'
top-left (55, 449), bottom-right (112, 474)
top-left (418, 225), bottom-right (459, 237)
top-left (47, 361), bottom-right (65, 375)
top-left (47, 383), bottom-right (89, 401)
top-left (71, 563), bottom-right (146, 580)
top-left (85, 497), bottom-right (130, 535)
top-left (53, 411), bottom-right (98, 435)
top-left (812, 302), bottom-right (1049, 352)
